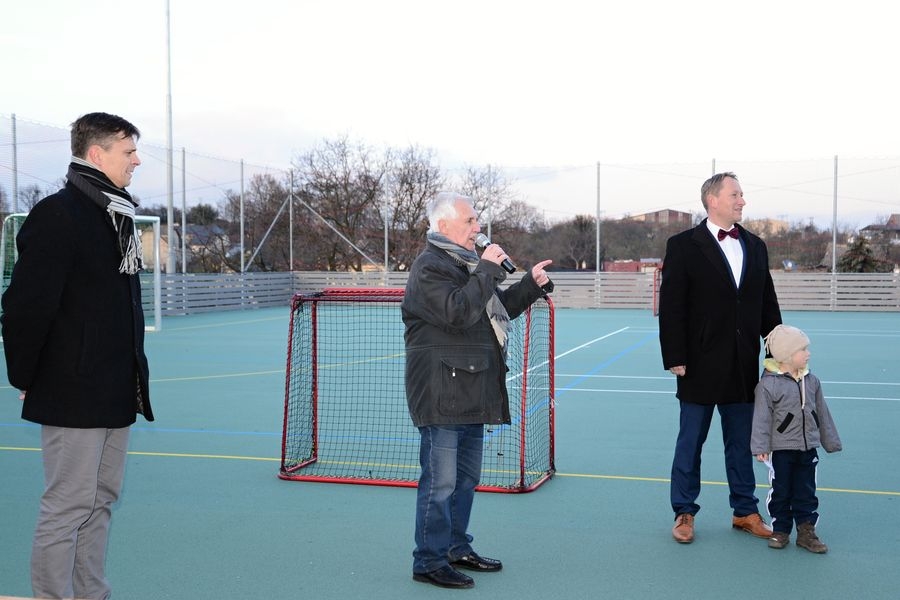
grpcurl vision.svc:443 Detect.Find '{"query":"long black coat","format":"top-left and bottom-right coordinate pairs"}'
top-left (402, 242), bottom-right (551, 427)
top-left (1, 182), bottom-right (153, 427)
top-left (658, 219), bottom-right (781, 405)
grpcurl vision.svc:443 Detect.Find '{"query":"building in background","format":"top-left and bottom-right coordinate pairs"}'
top-left (626, 209), bottom-right (693, 226)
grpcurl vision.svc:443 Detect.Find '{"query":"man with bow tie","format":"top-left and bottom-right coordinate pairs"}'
top-left (658, 172), bottom-right (782, 544)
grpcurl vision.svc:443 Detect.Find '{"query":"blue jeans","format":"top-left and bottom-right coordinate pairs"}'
top-left (413, 424), bottom-right (484, 574)
top-left (671, 401), bottom-right (759, 517)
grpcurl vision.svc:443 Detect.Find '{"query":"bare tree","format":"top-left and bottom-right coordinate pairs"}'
top-left (600, 218), bottom-right (654, 261)
top-left (457, 165), bottom-right (516, 239)
top-left (545, 214), bottom-right (596, 270)
top-left (292, 136), bottom-right (387, 271)
top-left (188, 203), bottom-right (218, 225)
top-left (490, 199), bottom-right (549, 268)
top-left (212, 175), bottom-right (294, 273)
top-left (751, 218), bottom-right (849, 270)
top-left (182, 224), bottom-right (231, 273)
top-left (384, 145), bottom-right (445, 270)
top-left (18, 184), bottom-right (46, 210)
top-left (242, 174), bottom-right (291, 271)
top-left (214, 190), bottom-right (244, 272)
top-left (495, 199), bottom-right (547, 234)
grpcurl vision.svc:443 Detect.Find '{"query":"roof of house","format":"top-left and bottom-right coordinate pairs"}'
top-left (861, 213), bottom-right (900, 233)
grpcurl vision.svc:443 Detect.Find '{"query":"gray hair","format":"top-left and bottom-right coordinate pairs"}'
top-left (426, 192), bottom-right (475, 233)
top-left (700, 172), bottom-right (738, 210)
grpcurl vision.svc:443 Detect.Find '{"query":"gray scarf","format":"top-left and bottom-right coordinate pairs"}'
top-left (427, 231), bottom-right (511, 355)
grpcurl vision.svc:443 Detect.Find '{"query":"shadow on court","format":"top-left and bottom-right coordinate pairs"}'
top-left (1, 307), bottom-right (898, 599)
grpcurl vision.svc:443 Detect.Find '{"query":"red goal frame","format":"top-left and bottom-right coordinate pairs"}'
top-left (279, 287), bottom-right (555, 493)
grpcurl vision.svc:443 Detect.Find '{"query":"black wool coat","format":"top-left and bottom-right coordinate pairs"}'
top-left (658, 219), bottom-right (782, 405)
top-left (1, 182), bottom-right (154, 427)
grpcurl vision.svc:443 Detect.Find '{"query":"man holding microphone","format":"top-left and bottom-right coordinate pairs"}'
top-left (402, 191), bottom-right (552, 588)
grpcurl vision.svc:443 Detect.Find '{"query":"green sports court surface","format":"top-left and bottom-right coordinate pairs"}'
top-left (1, 307), bottom-right (898, 599)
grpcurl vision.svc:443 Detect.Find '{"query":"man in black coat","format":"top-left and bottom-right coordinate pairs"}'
top-left (658, 172), bottom-right (781, 544)
top-left (402, 192), bottom-right (552, 589)
top-left (2, 112), bottom-right (154, 600)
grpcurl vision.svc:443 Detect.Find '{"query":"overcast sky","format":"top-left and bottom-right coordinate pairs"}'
top-left (2, 0), bottom-right (898, 227)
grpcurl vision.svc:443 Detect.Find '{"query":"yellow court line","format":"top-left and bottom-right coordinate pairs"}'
top-left (128, 450), bottom-right (279, 462)
top-left (3, 446), bottom-right (898, 497)
top-left (163, 315), bottom-right (286, 332)
top-left (150, 370), bottom-right (282, 383)
top-left (317, 352), bottom-right (405, 369)
top-left (0, 446), bottom-right (276, 462)
top-left (554, 472), bottom-right (900, 496)
top-left (0, 370), bottom-right (285, 390)
top-left (85, 354), bottom-right (406, 385)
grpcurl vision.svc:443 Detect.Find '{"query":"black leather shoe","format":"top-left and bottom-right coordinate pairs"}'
top-left (451, 552), bottom-right (503, 572)
top-left (413, 565), bottom-right (475, 589)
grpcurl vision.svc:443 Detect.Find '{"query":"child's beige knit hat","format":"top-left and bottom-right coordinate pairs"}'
top-left (764, 324), bottom-right (810, 363)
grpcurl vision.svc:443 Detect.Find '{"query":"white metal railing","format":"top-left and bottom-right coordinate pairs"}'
top-left (148, 271), bottom-right (900, 318)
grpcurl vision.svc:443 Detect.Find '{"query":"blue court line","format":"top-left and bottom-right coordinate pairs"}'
top-left (483, 328), bottom-right (658, 440)
top-left (1, 329), bottom-right (657, 442)
top-left (0, 421), bottom-right (281, 437)
top-left (554, 329), bottom-right (660, 400)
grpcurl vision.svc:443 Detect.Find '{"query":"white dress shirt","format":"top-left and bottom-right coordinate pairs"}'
top-left (706, 220), bottom-right (743, 287)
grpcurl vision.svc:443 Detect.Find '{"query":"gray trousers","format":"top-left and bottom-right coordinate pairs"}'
top-left (32, 426), bottom-right (130, 600)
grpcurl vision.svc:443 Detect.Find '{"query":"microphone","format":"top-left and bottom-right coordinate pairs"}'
top-left (475, 233), bottom-right (517, 274)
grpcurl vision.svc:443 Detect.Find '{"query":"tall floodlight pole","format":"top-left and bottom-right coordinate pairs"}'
top-left (240, 159), bottom-right (245, 273)
top-left (832, 155), bottom-right (838, 273)
top-left (181, 147), bottom-right (186, 272)
top-left (383, 196), bottom-right (389, 273)
top-left (289, 169), bottom-right (294, 271)
top-left (11, 114), bottom-right (18, 212)
top-left (595, 162), bottom-right (601, 274)
top-left (486, 163), bottom-right (493, 240)
top-left (712, 158), bottom-right (716, 176)
top-left (165, 0), bottom-right (176, 274)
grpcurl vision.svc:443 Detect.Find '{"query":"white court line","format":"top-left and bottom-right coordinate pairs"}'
top-left (554, 327), bottom-right (630, 360)
top-left (559, 387), bottom-right (900, 402)
top-left (507, 327), bottom-right (631, 383)
top-left (557, 373), bottom-right (900, 386)
top-left (796, 330), bottom-right (900, 337)
top-left (558, 373), bottom-right (671, 380)
top-left (820, 380), bottom-right (900, 387)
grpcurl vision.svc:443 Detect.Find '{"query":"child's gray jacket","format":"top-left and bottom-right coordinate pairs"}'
top-left (751, 361), bottom-right (842, 455)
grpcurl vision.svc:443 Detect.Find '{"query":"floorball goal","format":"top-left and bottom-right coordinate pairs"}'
top-left (279, 287), bottom-right (555, 493)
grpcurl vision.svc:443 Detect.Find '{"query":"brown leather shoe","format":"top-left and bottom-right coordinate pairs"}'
top-left (732, 513), bottom-right (773, 538)
top-left (672, 513), bottom-right (695, 543)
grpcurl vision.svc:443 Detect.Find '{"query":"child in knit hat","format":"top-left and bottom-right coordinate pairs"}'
top-left (751, 324), bottom-right (842, 553)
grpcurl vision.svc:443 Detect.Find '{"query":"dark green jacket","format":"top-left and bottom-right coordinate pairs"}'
top-left (401, 242), bottom-right (550, 427)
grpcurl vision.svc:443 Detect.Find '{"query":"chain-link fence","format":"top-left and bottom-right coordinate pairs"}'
top-left (3, 113), bottom-right (899, 273)
top-left (0, 114), bottom-right (288, 214)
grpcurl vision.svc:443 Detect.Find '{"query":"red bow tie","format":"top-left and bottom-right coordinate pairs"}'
top-left (717, 228), bottom-right (739, 241)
